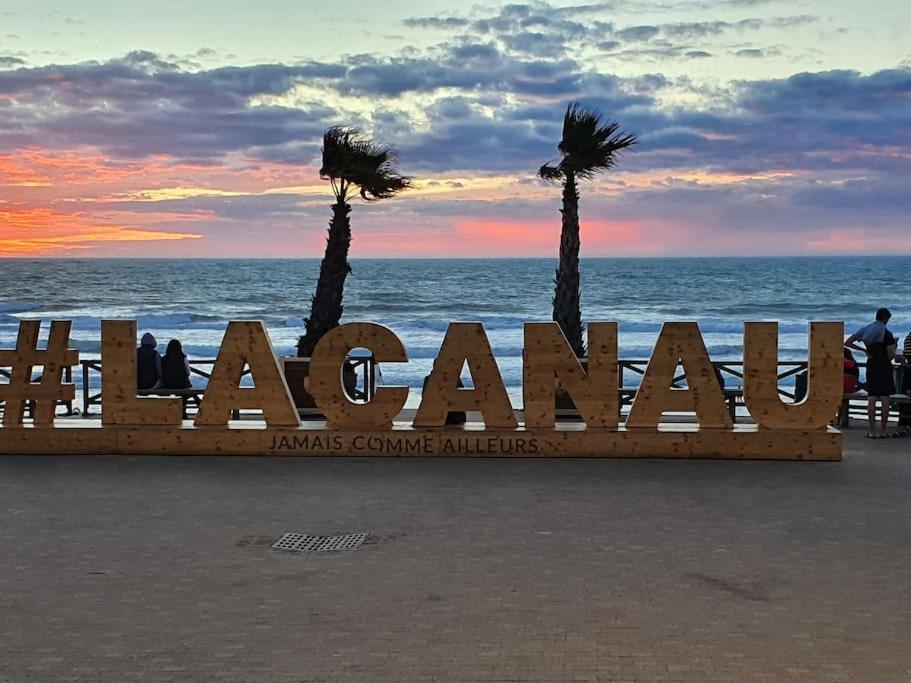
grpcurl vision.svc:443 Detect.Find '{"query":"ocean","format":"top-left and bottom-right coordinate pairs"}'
top-left (2, 257), bottom-right (909, 404)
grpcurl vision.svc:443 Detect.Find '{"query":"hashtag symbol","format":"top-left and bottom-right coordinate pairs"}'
top-left (0, 320), bottom-right (78, 426)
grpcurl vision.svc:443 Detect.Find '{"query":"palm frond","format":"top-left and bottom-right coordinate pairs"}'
top-left (538, 163), bottom-right (564, 182)
top-left (546, 102), bottom-right (637, 180)
top-left (320, 126), bottom-right (413, 201)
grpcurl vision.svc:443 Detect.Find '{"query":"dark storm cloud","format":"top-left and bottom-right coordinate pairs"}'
top-left (0, 36), bottom-right (909, 189)
top-left (0, 52), bottom-right (343, 158)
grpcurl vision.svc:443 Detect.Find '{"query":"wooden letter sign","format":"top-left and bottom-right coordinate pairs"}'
top-left (101, 320), bottom-right (182, 426)
top-left (309, 323), bottom-right (409, 429)
top-left (523, 322), bottom-right (618, 428)
top-left (195, 321), bottom-right (299, 426)
top-left (743, 322), bottom-right (843, 430)
top-left (0, 318), bottom-right (844, 460)
top-left (414, 322), bottom-right (517, 428)
top-left (627, 322), bottom-right (732, 429)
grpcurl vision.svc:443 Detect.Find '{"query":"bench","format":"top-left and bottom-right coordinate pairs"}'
top-left (837, 392), bottom-right (911, 428)
top-left (81, 359), bottom-right (227, 417)
top-left (555, 387), bottom-right (744, 422)
top-left (138, 387), bottom-right (211, 418)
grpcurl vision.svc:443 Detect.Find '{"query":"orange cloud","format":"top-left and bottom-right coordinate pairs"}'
top-left (0, 207), bottom-right (203, 256)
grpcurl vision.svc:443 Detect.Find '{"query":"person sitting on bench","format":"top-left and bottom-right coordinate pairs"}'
top-left (161, 339), bottom-right (192, 390)
top-left (898, 332), bottom-right (911, 438)
top-left (843, 348), bottom-right (861, 394)
top-left (137, 332), bottom-right (162, 390)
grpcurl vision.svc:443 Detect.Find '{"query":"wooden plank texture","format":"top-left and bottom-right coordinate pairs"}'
top-left (0, 320), bottom-right (78, 426)
top-left (0, 421), bottom-right (841, 461)
top-left (626, 322), bottom-right (733, 429)
top-left (194, 321), bottom-right (299, 426)
top-left (101, 320), bottom-right (182, 426)
top-left (308, 323), bottom-right (409, 428)
top-left (414, 323), bottom-right (517, 428)
top-left (523, 322), bottom-right (618, 428)
top-left (743, 322), bottom-right (843, 430)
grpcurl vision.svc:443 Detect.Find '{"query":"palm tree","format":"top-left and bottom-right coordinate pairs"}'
top-left (539, 103), bottom-right (637, 357)
top-left (297, 127), bottom-right (412, 357)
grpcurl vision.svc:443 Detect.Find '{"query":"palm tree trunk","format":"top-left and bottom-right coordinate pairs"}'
top-left (552, 171), bottom-right (585, 358)
top-left (297, 199), bottom-right (352, 357)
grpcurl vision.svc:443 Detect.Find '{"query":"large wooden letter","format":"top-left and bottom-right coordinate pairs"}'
top-left (309, 323), bottom-right (408, 428)
top-left (743, 322), bottom-right (842, 430)
top-left (523, 322), bottom-right (618, 428)
top-left (627, 322), bottom-right (732, 429)
top-left (414, 322), bottom-right (517, 428)
top-left (195, 321), bottom-right (299, 426)
top-left (0, 320), bottom-right (78, 426)
top-left (101, 320), bottom-right (182, 426)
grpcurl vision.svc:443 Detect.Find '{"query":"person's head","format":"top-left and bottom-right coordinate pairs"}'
top-left (165, 339), bottom-right (183, 357)
top-left (875, 307), bottom-right (891, 323)
top-left (140, 332), bottom-right (157, 348)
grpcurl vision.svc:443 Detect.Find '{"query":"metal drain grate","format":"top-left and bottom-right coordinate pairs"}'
top-left (272, 532), bottom-right (369, 553)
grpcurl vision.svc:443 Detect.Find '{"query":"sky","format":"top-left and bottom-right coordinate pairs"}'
top-left (0, 0), bottom-right (909, 257)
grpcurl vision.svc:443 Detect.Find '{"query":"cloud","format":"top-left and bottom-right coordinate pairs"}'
top-left (0, 52), bottom-right (343, 159)
top-left (2, 47), bottom-right (909, 183)
top-left (616, 25), bottom-right (660, 42)
top-left (402, 17), bottom-right (470, 30)
top-left (735, 48), bottom-right (775, 58)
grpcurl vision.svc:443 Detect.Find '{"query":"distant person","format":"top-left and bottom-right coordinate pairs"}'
top-left (843, 348), bottom-right (861, 394)
top-left (161, 339), bottom-right (192, 390)
top-left (136, 332), bottom-right (162, 391)
top-left (845, 308), bottom-right (897, 438)
top-left (897, 333), bottom-right (911, 437)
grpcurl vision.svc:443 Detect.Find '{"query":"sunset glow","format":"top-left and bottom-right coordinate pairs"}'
top-left (0, 1), bottom-right (908, 257)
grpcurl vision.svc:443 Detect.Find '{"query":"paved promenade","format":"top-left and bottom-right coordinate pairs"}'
top-left (1, 430), bottom-right (910, 682)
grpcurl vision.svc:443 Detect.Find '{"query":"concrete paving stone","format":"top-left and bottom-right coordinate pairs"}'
top-left (0, 430), bottom-right (910, 681)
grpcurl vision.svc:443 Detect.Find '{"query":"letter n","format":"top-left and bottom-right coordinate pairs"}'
top-left (523, 322), bottom-right (618, 428)
top-left (743, 322), bottom-right (842, 429)
top-left (627, 322), bottom-right (731, 429)
top-left (414, 322), bottom-right (516, 428)
top-left (101, 320), bottom-right (182, 425)
top-left (195, 321), bottom-right (299, 426)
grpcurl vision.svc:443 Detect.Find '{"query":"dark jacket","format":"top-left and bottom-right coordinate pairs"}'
top-left (162, 353), bottom-right (191, 390)
top-left (137, 346), bottom-right (161, 390)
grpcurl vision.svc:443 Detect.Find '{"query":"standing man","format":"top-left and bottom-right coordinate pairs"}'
top-left (845, 308), bottom-right (898, 438)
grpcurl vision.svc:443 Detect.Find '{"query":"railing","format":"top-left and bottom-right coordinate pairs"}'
top-left (5, 356), bottom-right (904, 423)
top-left (0, 366), bottom-right (75, 417)
top-left (79, 358), bottom-right (247, 416)
top-left (617, 359), bottom-right (808, 399)
top-left (79, 355), bottom-right (376, 416)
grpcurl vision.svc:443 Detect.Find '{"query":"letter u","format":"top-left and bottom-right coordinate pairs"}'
top-left (743, 322), bottom-right (843, 430)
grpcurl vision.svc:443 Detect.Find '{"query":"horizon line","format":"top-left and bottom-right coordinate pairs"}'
top-left (2, 253), bottom-right (911, 261)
